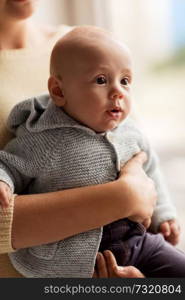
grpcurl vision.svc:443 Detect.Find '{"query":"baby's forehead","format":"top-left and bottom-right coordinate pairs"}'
top-left (51, 27), bottom-right (132, 75)
top-left (57, 29), bottom-right (129, 55)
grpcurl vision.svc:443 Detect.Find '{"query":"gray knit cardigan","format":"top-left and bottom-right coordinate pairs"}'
top-left (0, 94), bottom-right (176, 277)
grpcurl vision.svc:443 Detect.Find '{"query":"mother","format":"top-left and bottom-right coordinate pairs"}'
top-left (0, 0), bottom-right (155, 277)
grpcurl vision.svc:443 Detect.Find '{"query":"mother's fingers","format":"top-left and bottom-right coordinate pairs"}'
top-left (130, 151), bottom-right (147, 166)
top-left (94, 250), bottom-right (145, 278)
top-left (115, 266), bottom-right (145, 278)
top-left (102, 250), bottom-right (145, 278)
top-left (103, 250), bottom-right (118, 277)
top-left (95, 252), bottom-right (109, 278)
top-left (120, 152), bottom-right (147, 176)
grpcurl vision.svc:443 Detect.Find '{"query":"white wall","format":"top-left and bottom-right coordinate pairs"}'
top-left (32, 0), bottom-right (112, 28)
top-left (32, 0), bottom-right (66, 25)
top-left (109, 0), bottom-right (174, 68)
top-left (32, 0), bottom-right (174, 71)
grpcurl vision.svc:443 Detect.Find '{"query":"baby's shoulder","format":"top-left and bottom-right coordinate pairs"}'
top-left (118, 117), bottom-right (144, 138)
top-left (7, 94), bottom-right (50, 133)
top-left (116, 117), bottom-right (151, 151)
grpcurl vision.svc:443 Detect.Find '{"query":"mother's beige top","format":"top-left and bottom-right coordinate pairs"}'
top-left (0, 24), bottom-right (72, 277)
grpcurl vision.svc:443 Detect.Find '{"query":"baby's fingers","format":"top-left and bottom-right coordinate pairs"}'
top-left (159, 221), bottom-right (171, 237)
top-left (170, 221), bottom-right (180, 236)
top-left (0, 187), bottom-right (11, 208)
top-left (167, 221), bottom-right (180, 245)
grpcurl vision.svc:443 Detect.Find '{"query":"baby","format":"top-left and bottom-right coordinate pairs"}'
top-left (0, 26), bottom-right (184, 277)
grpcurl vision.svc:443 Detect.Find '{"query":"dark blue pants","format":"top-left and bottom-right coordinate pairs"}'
top-left (98, 219), bottom-right (185, 277)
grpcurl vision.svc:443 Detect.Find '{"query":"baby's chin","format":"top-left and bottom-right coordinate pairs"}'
top-left (106, 119), bottom-right (126, 131)
top-left (94, 121), bottom-right (124, 133)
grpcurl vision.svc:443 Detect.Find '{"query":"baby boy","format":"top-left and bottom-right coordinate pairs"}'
top-left (0, 26), bottom-right (184, 277)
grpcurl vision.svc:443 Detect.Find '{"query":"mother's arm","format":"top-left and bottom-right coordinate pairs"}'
top-left (7, 152), bottom-right (156, 250)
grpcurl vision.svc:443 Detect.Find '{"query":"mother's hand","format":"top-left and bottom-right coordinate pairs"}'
top-left (93, 250), bottom-right (145, 278)
top-left (118, 152), bottom-right (157, 225)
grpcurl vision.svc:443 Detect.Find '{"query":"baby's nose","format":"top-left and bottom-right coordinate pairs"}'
top-left (109, 87), bottom-right (124, 100)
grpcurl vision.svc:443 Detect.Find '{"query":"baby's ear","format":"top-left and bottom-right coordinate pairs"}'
top-left (48, 76), bottom-right (66, 107)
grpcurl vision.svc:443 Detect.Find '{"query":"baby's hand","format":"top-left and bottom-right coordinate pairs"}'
top-left (0, 181), bottom-right (12, 209)
top-left (159, 219), bottom-right (180, 246)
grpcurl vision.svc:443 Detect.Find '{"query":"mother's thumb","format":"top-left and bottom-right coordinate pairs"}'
top-left (120, 152), bottom-right (147, 176)
top-left (130, 151), bottom-right (147, 166)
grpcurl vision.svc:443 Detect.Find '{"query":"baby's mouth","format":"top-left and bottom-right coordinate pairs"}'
top-left (107, 107), bottom-right (123, 118)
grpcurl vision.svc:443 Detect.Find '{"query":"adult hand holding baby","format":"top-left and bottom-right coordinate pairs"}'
top-left (117, 151), bottom-right (157, 226)
top-left (93, 250), bottom-right (145, 278)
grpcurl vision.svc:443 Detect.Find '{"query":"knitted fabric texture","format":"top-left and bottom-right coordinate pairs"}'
top-left (0, 94), bottom-right (176, 277)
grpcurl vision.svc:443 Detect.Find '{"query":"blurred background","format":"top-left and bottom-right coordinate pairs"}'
top-left (33, 0), bottom-right (185, 251)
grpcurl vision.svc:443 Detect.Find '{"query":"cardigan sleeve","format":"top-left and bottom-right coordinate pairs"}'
top-left (0, 194), bottom-right (15, 253)
top-left (0, 124), bottom-right (59, 194)
top-left (125, 118), bottom-right (177, 232)
top-left (0, 134), bottom-right (40, 194)
top-left (143, 141), bottom-right (177, 232)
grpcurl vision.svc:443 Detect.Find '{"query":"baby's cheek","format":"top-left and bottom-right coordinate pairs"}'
top-left (124, 96), bottom-right (132, 113)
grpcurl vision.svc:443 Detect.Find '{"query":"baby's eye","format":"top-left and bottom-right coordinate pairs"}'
top-left (96, 76), bottom-right (107, 85)
top-left (120, 78), bottom-right (129, 86)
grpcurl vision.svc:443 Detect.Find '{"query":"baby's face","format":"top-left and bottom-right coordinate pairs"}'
top-left (54, 37), bottom-right (133, 133)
